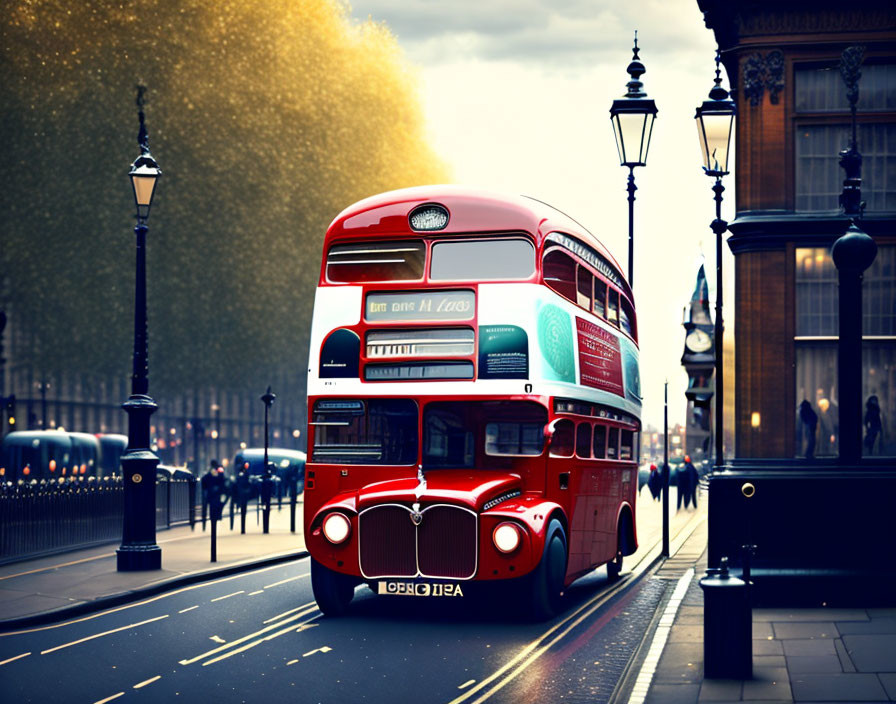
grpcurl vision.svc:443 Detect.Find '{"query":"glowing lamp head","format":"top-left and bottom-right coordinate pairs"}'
top-left (23, 466), bottom-right (30, 476)
top-left (493, 522), bottom-right (522, 554)
top-left (49, 459), bottom-right (57, 472)
top-left (322, 512), bottom-right (351, 545)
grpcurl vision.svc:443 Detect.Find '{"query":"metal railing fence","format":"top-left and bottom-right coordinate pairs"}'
top-left (0, 474), bottom-right (195, 564)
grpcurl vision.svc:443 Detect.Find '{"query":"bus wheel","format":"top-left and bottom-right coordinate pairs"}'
top-left (311, 558), bottom-right (355, 616)
top-left (529, 519), bottom-right (567, 620)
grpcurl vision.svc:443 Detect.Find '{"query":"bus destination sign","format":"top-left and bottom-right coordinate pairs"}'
top-left (365, 290), bottom-right (475, 322)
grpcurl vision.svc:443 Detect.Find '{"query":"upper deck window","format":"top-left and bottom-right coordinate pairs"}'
top-left (430, 238), bottom-right (535, 281)
top-left (327, 240), bottom-right (425, 283)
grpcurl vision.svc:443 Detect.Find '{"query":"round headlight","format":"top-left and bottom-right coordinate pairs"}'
top-left (493, 522), bottom-right (522, 554)
top-left (322, 512), bottom-right (351, 544)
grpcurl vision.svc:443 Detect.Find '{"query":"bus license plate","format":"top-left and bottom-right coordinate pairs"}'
top-left (377, 581), bottom-right (464, 597)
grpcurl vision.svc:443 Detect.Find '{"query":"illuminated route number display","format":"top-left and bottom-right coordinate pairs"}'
top-left (365, 290), bottom-right (475, 322)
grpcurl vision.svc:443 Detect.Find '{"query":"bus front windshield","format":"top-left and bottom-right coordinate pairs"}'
top-left (423, 401), bottom-right (548, 469)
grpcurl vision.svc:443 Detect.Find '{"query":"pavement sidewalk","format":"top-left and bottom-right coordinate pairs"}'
top-left (629, 514), bottom-right (896, 704)
top-left (0, 500), bottom-right (306, 630)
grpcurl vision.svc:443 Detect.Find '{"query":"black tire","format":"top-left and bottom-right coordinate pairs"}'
top-left (528, 519), bottom-right (568, 620)
top-left (311, 558), bottom-right (356, 617)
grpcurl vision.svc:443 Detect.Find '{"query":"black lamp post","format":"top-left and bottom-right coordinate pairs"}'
top-left (831, 45), bottom-right (876, 465)
top-left (37, 380), bottom-right (49, 429)
top-left (260, 386), bottom-right (276, 534)
top-left (211, 403), bottom-right (221, 461)
top-left (117, 86), bottom-right (162, 571)
top-left (610, 30), bottom-right (658, 289)
top-left (695, 50), bottom-right (736, 470)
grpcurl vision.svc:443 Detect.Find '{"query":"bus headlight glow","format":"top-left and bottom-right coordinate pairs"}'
top-left (322, 512), bottom-right (352, 544)
top-left (493, 522), bottom-right (522, 554)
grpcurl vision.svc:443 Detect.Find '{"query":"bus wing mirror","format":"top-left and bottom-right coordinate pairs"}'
top-left (544, 420), bottom-right (559, 444)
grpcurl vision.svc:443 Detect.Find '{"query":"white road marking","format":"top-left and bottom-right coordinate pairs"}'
top-left (249, 590), bottom-right (264, 596)
top-left (458, 680), bottom-right (476, 690)
top-left (41, 615), bottom-right (169, 655)
top-left (302, 646), bottom-right (332, 657)
top-left (201, 620), bottom-right (320, 666)
top-left (287, 658), bottom-right (299, 665)
top-left (178, 605), bottom-right (199, 613)
top-left (627, 569), bottom-right (695, 704)
top-left (179, 605), bottom-right (319, 666)
top-left (133, 675), bottom-right (161, 689)
top-left (263, 601), bottom-right (316, 624)
top-left (210, 635), bottom-right (226, 644)
top-left (1, 557), bottom-right (310, 637)
top-left (211, 591), bottom-right (244, 602)
top-left (93, 693), bottom-right (124, 704)
top-left (263, 574), bottom-right (308, 589)
top-left (0, 652), bottom-right (30, 666)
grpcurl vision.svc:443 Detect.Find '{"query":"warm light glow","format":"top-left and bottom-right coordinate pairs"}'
top-left (222, 459), bottom-right (229, 467)
top-left (292, 429), bottom-right (301, 438)
top-left (751, 412), bottom-right (761, 428)
top-left (322, 513), bottom-right (351, 544)
top-left (49, 460), bottom-right (57, 472)
top-left (8, 417), bottom-right (15, 426)
top-left (493, 523), bottom-right (522, 553)
top-left (170, 427), bottom-right (177, 435)
top-left (818, 398), bottom-right (830, 413)
top-left (240, 442), bottom-right (247, 449)
top-left (211, 430), bottom-right (219, 439)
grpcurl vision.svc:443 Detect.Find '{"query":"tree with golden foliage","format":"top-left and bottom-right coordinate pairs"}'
top-left (0, 0), bottom-right (448, 395)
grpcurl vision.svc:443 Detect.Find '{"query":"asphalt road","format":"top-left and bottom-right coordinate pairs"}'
top-left (0, 486), bottom-right (698, 704)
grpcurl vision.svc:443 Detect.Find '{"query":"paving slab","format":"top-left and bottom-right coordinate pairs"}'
top-left (753, 609), bottom-right (868, 623)
top-left (840, 634), bottom-right (896, 672)
top-left (835, 617), bottom-right (896, 635)
top-left (772, 622), bottom-right (839, 640)
top-left (789, 673), bottom-right (888, 702)
top-left (785, 655), bottom-right (843, 674)
top-left (879, 673), bottom-right (896, 700)
top-left (782, 639), bottom-right (838, 657)
top-left (698, 678), bottom-right (743, 701)
top-left (645, 683), bottom-right (700, 704)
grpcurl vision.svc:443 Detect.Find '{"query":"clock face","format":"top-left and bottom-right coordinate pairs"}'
top-left (686, 329), bottom-right (713, 353)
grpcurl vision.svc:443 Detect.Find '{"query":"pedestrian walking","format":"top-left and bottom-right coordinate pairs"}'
top-left (682, 456), bottom-right (699, 509)
top-left (647, 463), bottom-right (661, 501)
top-left (864, 395), bottom-right (882, 455)
top-left (798, 400), bottom-right (818, 459)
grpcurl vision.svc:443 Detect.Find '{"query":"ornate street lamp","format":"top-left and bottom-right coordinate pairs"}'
top-left (609, 31), bottom-right (658, 289)
top-left (117, 86), bottom-right (162, 571)
top-left (695, 50), bottom-right (736, 470)
top-left (831, 45), bottom-right (876, 465)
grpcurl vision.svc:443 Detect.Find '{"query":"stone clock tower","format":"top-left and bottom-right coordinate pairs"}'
top-left (681, 264), bottom-right (715, 462)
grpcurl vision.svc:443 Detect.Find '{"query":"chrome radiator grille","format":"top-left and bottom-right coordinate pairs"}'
top-left (358, 504), bottom-right (477, 580)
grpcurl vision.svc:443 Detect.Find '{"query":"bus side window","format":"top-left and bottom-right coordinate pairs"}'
top-left (575, 422), bottom-right (592, 458)
top-left (549, 419), bottom-right (575, 457)
top-left (608, 290), bottom-right (619, 327)
top-left (620, 297), bottom-right (636, 339)
top-left (576, 266), bottom-right (593, 311)
top-left (607, 427), bottom-right (619, 459)
top-left (620, 429), bottom-right (633, 460)
top-left (543, 249), bottom-right (577, 303)
top-left (594, 283), bottom-right (606, 319)
top-left (593, 424), bottom-right (606, 459)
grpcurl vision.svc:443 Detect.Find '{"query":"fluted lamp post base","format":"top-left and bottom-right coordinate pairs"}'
top-left (117, 395), bottom-right (162, 571)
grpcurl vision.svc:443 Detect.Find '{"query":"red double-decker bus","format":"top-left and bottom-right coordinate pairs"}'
top-left (305, 186), bottom-right (641, 618)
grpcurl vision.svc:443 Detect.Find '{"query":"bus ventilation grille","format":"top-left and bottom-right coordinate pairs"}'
top-left (359, 504), bottom-right (477, 580)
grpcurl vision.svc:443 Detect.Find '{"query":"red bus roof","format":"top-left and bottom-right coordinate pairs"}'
top-left (324, 185), bottom-right (629, 295)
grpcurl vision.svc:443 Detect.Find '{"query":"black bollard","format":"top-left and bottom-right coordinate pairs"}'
top-left (700, 556), bottom-right (752, 679)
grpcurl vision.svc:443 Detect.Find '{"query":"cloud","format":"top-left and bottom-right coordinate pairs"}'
top-left (348, 0), bottom-right (712, 68)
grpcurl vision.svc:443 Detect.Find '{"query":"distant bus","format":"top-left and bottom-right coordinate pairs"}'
top-left (305, 186), bottom-right (641, 618)
top-left (1, 430), bottom-right (113, 481)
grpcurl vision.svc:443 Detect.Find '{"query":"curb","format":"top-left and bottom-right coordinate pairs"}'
top-left (0, 550), bottom-right (309, 632)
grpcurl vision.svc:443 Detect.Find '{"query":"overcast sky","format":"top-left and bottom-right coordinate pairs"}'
top-left (347, 0), bottom-right (735, 430)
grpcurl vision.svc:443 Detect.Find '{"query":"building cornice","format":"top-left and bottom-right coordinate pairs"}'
top-left (726, 211), bottom-right (896, 253)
